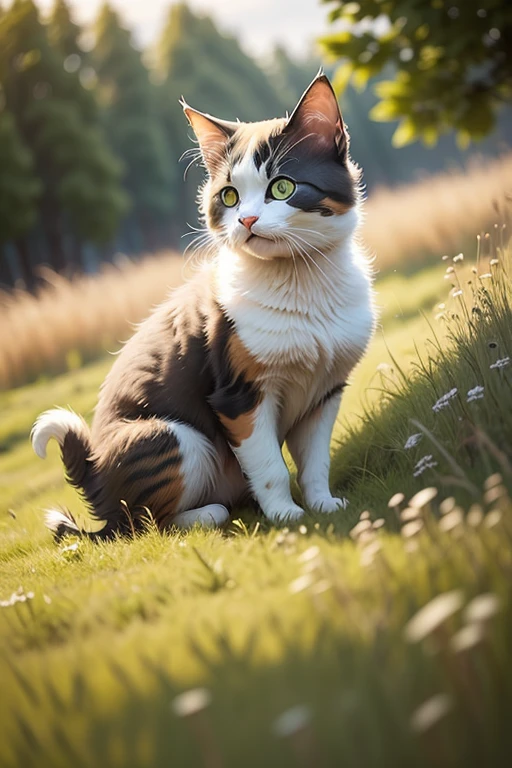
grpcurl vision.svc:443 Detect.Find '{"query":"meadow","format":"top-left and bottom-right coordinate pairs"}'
top-left (0, 167), bottom-right (511, 767)
top-left (2, 153), bottom-right (511, 391)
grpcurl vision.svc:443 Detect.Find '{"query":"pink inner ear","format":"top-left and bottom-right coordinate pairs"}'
top-left (287, 76), bottom-right (346, 152)
top-left (183, 108), bottom-right (232, 172)
top-left (306, 89), bottom-right (341, 127)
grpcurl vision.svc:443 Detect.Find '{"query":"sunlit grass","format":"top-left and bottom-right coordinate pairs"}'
top-left (1, 223), bottom-right (511, 767)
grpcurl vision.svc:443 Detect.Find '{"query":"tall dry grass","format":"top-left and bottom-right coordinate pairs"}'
top-left (1, 153), bottom-right (511, 391)
top-left (0, 254), bottom-right (184, 390)
top-left (363, 153), bottom-right (512, 269)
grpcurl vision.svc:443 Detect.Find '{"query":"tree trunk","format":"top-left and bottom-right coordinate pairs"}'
top-left (0, 245), bottom-right (14, 289)
top-left (41, 198), bottom-right (67, 274)
top-left (15, 238), bottom-right (35, 291)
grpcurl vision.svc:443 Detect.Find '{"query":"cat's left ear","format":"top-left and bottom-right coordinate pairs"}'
top-left (181, 99), bottom-right (238, 174)
top-left (285, 73), bottom-right (347, 158)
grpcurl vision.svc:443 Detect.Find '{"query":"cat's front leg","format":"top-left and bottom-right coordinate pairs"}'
top-left (215, 395), bottom-right (304, 523)
top-left (286, 387), bottom-right (348, 514)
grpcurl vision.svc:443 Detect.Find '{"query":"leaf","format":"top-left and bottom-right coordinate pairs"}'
top-left (332, 61), bottom-right (353, 94)
top-left (369, 99), bottom-right (401, 122)
top-left (456, 129), bottom-right (471, 150)
top-left (421, 126), bottom-right (439, 147)
top-left (392, 118), bottom-right (417, 147)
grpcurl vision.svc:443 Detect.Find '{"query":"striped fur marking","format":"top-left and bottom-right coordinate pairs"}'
top-left (209, 315), bottom-right (263, 448)
top-left (117, 423), bottom-right (184, 524)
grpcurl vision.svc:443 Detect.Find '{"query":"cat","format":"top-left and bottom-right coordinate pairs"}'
top-left (31, 73), bottom-right (375, 540)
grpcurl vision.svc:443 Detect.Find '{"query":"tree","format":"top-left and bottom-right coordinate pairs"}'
top-left (93, 3), bottom-right (175, 251)
top-left (0, 110), bottom-right (41, 287)
top-left (48, 0), bottom-right (82, 60)
top-left (0, 0), bottom-right (128, 276)
top-left (320, 0), bottom-right (512, 147)
top-left (266, 46), bottom-right (318, 106)
top-left (155, 3), bottom-right (286, 225)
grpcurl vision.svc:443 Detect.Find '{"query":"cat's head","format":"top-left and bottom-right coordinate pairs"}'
top-left (182, 73), bottom-right (361, 261)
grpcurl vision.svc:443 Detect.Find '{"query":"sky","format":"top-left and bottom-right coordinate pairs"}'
top-left (31, 0), bottom-right (336, 59)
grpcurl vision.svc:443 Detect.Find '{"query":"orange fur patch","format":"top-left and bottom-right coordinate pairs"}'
top-left (228, 332), bottom-right (263, 382)
top-left (320, 197), bottom-right (351, 215)
top-left (218, 409), bottom-right (258, 448)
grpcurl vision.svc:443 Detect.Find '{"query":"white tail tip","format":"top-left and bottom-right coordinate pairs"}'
top-left (44, 508), bottom-right (80, 534)
top-left (31, 408), bottom-right (84, 459)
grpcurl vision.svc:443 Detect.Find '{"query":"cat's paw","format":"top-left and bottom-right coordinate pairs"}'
top-left (309, 496), bottom-right (349, 514)
top-left (267, 503), bottom-right (305, 524)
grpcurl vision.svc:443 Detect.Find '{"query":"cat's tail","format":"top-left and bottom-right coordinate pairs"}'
top-left (31, 408), bottom-right (116, 541)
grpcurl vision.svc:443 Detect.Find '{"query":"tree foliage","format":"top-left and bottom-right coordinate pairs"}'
top-left (0, 0), bottom-right (127, 276)
top-left (320, 0), bottom-right (512, 146)
top-left (93, 3), bottom-right (175, 250)
top-left (48, 0), bottom-right (82, 60)
top-left (0, 0), bottom-right (509, 288)
top-left (0, 110), bottom-right (40, 242)
top-left (155, 3), bottom-right (286, 224)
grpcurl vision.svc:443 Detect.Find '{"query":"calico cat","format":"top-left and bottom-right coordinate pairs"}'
top-left (31, 73), bottom-right (375, 540)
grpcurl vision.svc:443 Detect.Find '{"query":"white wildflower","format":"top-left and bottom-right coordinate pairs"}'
top-left (451, 289), bottom-right (463, 298)
top-left (410, 694), bottom-right (452, 733)
top-left (465, 593), bottom-right (501, 624)
top-left (273, 706), bottom-right (312, 737)
top-left (0, 587), bottom-right (35, 608)
top-left (453, 253), bottom-right (464, 263)
top-left (432, 388), bottom-right (458, 413)
top-left (413, 455), bottom-right (438, 477)
top-left (466, 385), bottom-right (484, 402)
top-left (388, 492), bottom-right (405, 508)
top-left (405, 591), bottom-right (464, 643)
top-left (404, 433), bottom-right (422, 450)
top-left (490, 357), bottom-right (510, 370)
top-left (171, 688), bottom-right (212, 717)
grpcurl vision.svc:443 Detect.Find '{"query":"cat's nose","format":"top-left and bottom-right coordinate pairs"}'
top-left (239, 216), bottom-right (259, 231)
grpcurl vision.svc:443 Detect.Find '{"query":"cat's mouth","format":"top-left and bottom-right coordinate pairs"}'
top-left (246, 232), bottom-right (271, 243)
top-left (240, 231), bottom-right (290, 260)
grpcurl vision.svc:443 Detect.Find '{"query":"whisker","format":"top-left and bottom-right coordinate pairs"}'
top-left (287, 234), bottom-right (332, 282)
top-left (288, 226), bottom-right (330, 242)
top-left (287, 230), bottom-right (346, 276)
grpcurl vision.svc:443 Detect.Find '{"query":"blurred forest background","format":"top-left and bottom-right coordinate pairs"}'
top-left (0, 0), bottom-right (511, 290)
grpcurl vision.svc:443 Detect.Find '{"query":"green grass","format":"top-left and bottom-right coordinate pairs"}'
top-left (1, 243), bottom-right (511, 768)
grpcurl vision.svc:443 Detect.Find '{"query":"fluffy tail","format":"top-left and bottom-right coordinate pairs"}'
top-left (31, 408), bottom-right (115, 541)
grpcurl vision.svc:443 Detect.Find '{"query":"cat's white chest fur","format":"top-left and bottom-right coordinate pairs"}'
top-left (216, 240), bottom-right (375, 434)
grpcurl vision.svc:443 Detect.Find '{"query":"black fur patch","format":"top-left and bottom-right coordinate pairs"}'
top-left (263, 130), bottom-right (357, 214)
top-left (253, 141), bottom-right (271, 171)
top-left (208, 309), bottom-right (261, 423)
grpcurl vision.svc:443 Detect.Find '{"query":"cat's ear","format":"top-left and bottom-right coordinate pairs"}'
top-left (181, 99), bottom-right (238, 174)
top-left (285, 73), bottom-right (347, 158)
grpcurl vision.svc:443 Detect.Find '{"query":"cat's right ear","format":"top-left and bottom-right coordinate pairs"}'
top-left (181, 99), bottom-right (237, 175)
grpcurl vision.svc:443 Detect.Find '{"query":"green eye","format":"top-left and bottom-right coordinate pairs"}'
top-left (269, 177), bottom-right (296, 200)
top-left (220, 187), bottom-right (239, 207)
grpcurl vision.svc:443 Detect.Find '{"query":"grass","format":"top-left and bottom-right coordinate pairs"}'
top-left (2, 153), bottom-right (511, 391)
top-left (1, 219), bottom-right (512, 766)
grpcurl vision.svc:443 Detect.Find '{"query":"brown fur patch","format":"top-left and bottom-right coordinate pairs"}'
top-left (228, 332), bottom-right (263, 382)
top-left (124, 448), bottom-right (184, 525)
top-left (320, 197), bottom-right (351, 216)
top-left (218, 408), bottom-right (258, 448)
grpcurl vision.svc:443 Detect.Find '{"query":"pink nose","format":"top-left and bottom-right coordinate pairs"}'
top-left (239, 216), bottom-right (259, 231)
